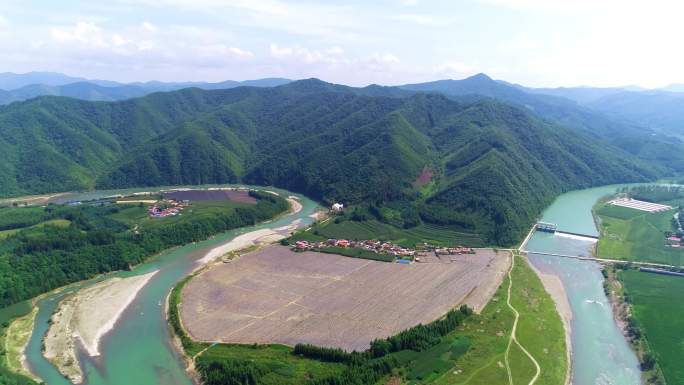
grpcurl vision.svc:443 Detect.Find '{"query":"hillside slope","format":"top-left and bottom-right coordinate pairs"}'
top-left (0, 80), bottom-right (664, 244)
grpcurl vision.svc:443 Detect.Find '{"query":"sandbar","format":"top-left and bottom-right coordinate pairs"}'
top-left (43, 271), bottom-right (157, 384)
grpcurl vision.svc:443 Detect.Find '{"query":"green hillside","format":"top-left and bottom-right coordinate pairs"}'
top-left (0, 80), bottom-right (667, 244)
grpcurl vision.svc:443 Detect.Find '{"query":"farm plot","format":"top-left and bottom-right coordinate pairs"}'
top-left (163, 189), bottom-right (257, 204)
top-left (180, 246), bottom-right (510, 352)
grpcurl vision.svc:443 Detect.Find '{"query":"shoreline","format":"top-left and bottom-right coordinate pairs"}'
top-left (195, 197), bottom-right (302, 267)
top-left (526, 255), bottom-right (573, 385)
top-left (43, 271), bottom-right (158, 384)
top-left (81, 271), bottom-right (159, 357)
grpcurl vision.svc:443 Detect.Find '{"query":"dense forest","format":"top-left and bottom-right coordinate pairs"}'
top-left (0, 191), bottom-right (288, 307)
top-left (0, 79), bottom-right (671, 244)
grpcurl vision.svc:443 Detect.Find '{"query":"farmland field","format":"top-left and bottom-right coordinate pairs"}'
top-left (621, 269), bottom-right (684, 384)
top-left (596, 203), bottom-right (684, 265)
top-left (180, 246), bottom-right (509, 351)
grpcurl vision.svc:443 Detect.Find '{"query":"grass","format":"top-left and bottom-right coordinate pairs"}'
top-left (596, 202), bottom-right (684, 265)
top-left (197, 344), bottom-right (346, 385)
top-left (429, 254), bottom-right (566, 385)
top-left (621, 269), bottom-right (684, 384)
top-left (0, 302), bottom-right (38, 385)
top-left (4, 308), bottom-right (38, 381)
top-left (0, 219), bottom-right (71, 239)
top-left (109, 200), bottom-right (250, 230)
top-left (398, 336), bottom-right (471, 383)
top-left (292, 219), bottom-right (485, 248)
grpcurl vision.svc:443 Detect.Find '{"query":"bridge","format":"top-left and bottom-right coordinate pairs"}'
top-left (533, 221), bottom-right (598, 240)
top-left (536, 221), bottom-right (557, 232)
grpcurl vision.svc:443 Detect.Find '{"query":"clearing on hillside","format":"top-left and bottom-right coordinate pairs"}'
top-left (180, 245), bottom-right (510, 352)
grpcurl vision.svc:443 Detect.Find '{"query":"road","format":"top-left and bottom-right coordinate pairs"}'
top-left (504, 253), bottom-right (541, 385)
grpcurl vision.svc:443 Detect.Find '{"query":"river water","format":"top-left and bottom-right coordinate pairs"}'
top-left (525, 186), bottom-right (642, 385)
top-left (23, 186), bottom-right (321, 385)
top-left (23, 184), bottom-right (644, 385)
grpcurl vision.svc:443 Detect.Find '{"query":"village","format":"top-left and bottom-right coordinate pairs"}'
top-left (292, 238), bottom-right (475, 263)
top-left (147, 199), bottom-right (190, 218)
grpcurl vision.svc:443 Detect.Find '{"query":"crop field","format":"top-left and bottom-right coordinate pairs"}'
top-left (163, 189), bottom-right (257, 203)
top-left (596, 203), bottom-right (683, 265)
top-left (621, 269), bottom-right (684, 384)
top-left (181, 246), bottom-right (509, 352)
top-left (297, 220), bottom-right (486, 248)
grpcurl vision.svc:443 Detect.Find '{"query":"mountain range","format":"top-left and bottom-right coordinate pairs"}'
top-left (1, 74), bottom-right (678, 245)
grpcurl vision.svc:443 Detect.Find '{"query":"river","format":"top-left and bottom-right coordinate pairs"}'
top-left (525, 185), bottom-right (642, 385)
top-left (23, 184), bottom-right (644, 385)
top-left (23, 186), bottom-right (322, 385)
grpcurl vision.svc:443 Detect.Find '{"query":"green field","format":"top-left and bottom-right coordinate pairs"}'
top-left (108, 200), bottom-right (249, 229)
top-left (197, 344), bottom-right (346, 385)
top-left (430, 254), bottom-right (567, 385)
top-left (596, 203), bottom-right (684, 265)
top-left (621, 269), bottom-right (684, 384)
top-left (291, 219), bottom-right (486, 248)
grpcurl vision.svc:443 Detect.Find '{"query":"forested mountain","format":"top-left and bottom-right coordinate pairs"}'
top-left (0, 79), bottom-right (667, 244)
top-left (587, 91), bottom-right (684, 135)
top-left (0, 72), bottom-right (291, 105)
top-left (401, 74), bottom-right (684, 174)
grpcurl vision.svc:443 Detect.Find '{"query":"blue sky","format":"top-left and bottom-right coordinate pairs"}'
top-left (1, 0), bottom-right (683, 87)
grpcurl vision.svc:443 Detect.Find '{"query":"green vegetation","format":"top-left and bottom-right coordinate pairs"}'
top-left (291, 218), bottom-right (485, 248)
top-left (619, 269), bottom-right (681, 384)
top-left (428, 254), bottom-right (566, 385)
top-left (596, 186), bottom-right (684, 265)
top-left (0, 190), bottom-right (288, 308)
top-left (0, 302), bottom-right (38, 385)
top-left (0, 80), bottom-right (664, 245)
top-left (312, 246), bottom-right (395, 262)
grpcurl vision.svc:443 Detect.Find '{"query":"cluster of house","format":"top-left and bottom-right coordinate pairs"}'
top-left (148, 200), bottom-right (189, 218)
top-left (667, 235), bottom-right (682, 248)
top-left (292, 239), bottom-right (474, 258)
top-left (434, 246), bottom-right (477, 255)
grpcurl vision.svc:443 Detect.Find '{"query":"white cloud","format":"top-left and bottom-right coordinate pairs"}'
top-left (0, 15), bottom-right (7, 28)
top-left (51, 22), bottom-right (107, 47)
top-left (269, 43), bottom-right (339, 64)
top-left (325, 46), bottom-right (344, 55)
top-left (142, 21), bottom-right (158, 32)
top-left (388, 13), bottom-right (447, 26)
top-left (435, 61), bottom-right (474, 77)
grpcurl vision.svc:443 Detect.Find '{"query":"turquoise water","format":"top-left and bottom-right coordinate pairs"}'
top-left (526, 186), bottom-right (642, 385)
top-left (24, 186), bottom-right (321, 385)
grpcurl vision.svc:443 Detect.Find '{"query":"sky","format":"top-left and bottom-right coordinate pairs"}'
top-left (1, 0), bottom-right (684, 88)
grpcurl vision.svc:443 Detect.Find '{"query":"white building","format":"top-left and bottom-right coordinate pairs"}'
top-left (331, 203), bottom-right (344, 212)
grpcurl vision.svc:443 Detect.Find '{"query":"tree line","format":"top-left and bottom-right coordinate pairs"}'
top-left (0, 191), bottom-right (288, 308)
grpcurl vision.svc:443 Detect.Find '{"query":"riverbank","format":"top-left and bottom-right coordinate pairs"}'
top-left (5, 307), bottom-right (40, 383)
top-left (43, 271), bottom-right (157, 383)
top-left (605, 265), bottom-right (667, 385)
top-left (195, 197), bottom-right (303, 266)
top-left (525, 254), bottom-right (573, 385)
